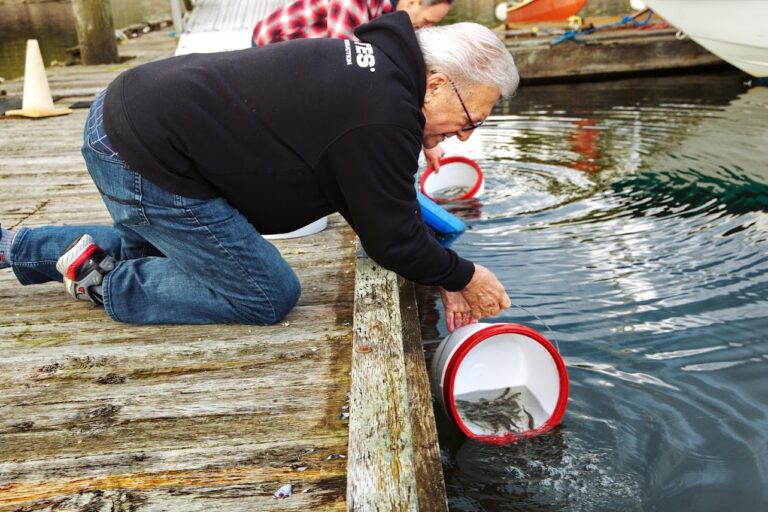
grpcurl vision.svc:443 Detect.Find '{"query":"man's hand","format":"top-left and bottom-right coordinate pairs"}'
top-left (440, 288), bottom-right (476, 332)
top-left (461, 264), bottom-right (511, 320)
top-left (423, 144), bottom-right (445, 171)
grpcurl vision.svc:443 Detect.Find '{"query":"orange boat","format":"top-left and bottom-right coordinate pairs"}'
top-left (507, 0), bottom-right (588, 23)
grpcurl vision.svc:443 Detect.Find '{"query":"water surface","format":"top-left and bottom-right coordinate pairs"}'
top-left (422, 72), bottom-right (768, 511)
top-left (0, 0), bottom-right (171, 81)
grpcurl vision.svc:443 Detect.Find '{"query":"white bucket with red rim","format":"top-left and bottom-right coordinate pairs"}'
top-left (420, 156), bottom-right (484, 202)
top-left (431, 322), bottom-right (568, 444)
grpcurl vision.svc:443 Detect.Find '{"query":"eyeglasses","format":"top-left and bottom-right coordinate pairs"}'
top-left (448, 79), bottom-right (484, 132)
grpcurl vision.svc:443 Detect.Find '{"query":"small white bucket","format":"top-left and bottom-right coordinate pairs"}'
top-left (420, 156), bottom-right (484, 202)
top-left (431, 323), bottom-right (568, 444)
top-left (263, 216), bottom-right (328, 240)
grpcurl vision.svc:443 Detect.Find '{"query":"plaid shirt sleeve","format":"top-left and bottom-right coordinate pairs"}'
top-left (327, 0), bottom-right (394, 40)
top-left (252, 0), bottom-right (393, 45)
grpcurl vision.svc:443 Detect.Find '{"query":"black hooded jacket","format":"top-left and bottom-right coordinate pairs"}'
top-left (103, 12), bottom-right (474, 291)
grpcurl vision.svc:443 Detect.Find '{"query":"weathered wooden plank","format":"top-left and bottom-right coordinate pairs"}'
top-left (507, 28), bottom-right (728, 82)
top-left (0, 436), bottom-right (342, 483)
top-left (347, 253), bottom-right (418, 511)
top-left (2, 32), bottom-right (174, 102)
top-left (0, 296), bottom-right (354, 510)
top-left (398, 278), bottom-right (448, 512)
top-left (1, 31), bottom-right (356, 511)
top-left (0, 454), bottom-right (347, 511)
top-left (185, 0), bottom-right (292, 32)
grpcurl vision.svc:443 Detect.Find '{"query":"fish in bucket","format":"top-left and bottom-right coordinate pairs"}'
top-left (431, 323), bottom-right (568, 444)
top-left (420, 156), bottom-right (485, 202)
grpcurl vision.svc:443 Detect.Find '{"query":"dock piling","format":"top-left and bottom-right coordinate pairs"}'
top-left (72, 0), bottom-right (119, 65)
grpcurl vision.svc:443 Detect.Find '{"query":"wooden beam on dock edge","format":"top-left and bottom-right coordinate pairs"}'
top-left (507, 28), bottom-right (730, 84)
top-left (347, 244), bottom-right (448, 511)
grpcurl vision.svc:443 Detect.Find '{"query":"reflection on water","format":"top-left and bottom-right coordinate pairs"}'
top-left (422, 72), bottom-right (768, 510)
top-left (0, 2), bottom-right (78, 80)
top-left (0, 0), bottom-right (170, 80)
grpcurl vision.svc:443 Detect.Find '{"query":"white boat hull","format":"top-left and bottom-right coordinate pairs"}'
top-left (643, 0), bottom-right (768, 77)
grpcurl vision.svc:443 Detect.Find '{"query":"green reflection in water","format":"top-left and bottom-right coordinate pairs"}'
top-left (0, 0), bottom-right (170, 81)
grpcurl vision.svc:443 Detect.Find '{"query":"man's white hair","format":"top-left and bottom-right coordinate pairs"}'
top-left (416, 23), bottom-right (519, 98)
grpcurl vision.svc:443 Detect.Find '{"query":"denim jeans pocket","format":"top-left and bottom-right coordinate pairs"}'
top-left (85, 133), bottom-right (128, 168)
top-left (83, 145), bottom-right (149, 227)
top-left (83, 90), bottom-right (126, 164)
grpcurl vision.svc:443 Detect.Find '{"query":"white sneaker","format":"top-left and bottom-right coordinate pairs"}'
top-left (55, 234), bottom-right (115, 303)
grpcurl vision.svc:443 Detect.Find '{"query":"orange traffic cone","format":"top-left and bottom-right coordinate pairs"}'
top-left (5, 39), bottom-right (72, 118)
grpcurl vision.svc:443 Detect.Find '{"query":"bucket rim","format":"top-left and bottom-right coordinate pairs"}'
top-left (419, 156), bottom-right (484, 202)
top-left (443, 323), bottom-right (569, 445)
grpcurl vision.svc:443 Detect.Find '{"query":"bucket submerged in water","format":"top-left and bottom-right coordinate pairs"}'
top-left (420, 156), bottom-right (484, 202)
top-left (431, 323), bottom-right (568, 444)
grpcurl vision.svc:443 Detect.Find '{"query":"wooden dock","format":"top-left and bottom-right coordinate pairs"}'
top-left (175, 0), bottom-right (291, 54)
top-left (0, 30), bottom-right (447, 511)
top-left (505, 20), bottom-right (730, 83)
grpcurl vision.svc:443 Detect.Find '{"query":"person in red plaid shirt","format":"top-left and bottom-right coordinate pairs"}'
top-left (252, 0), bottom-right (454, 169)
top-left (252, 0), bottom-right (453, 45)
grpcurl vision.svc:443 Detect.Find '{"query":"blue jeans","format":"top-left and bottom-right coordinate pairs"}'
top-left (10, 106), bottom-right (301, 324)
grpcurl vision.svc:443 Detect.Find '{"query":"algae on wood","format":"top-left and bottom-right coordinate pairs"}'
top-left (346, 248), bottom-right (447, 511)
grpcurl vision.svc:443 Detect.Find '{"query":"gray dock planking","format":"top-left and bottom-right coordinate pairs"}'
top-left (175, 0), bottom-right (292, 54)
top-left (0, 32), bottom-right (357, 510)
top-left (0, 28), bottom-right (448, 511)
top-left (184, 0), bottom-right (290, 33)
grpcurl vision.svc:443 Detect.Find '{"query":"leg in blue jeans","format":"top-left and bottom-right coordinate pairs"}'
top-left (9, 119), bottom-right (300, 324)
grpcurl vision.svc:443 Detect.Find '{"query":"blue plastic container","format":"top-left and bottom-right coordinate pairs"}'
top-left (417, 192), bottom-right (466, 247)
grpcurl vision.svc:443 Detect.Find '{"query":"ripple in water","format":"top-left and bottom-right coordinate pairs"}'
top-left (425, 74), bottom-right (768, 511)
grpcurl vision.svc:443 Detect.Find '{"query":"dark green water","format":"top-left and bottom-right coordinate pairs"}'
top-left (0, 0), bottom-right (170, 81)
top-left (420, 71), bottom-right (768, 511)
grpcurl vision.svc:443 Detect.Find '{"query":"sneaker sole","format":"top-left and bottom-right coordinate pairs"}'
top-left (56, 234), bottom-right (98, 299)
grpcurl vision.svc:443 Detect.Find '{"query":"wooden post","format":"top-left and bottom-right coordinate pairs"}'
top-left (347, 243), bottom-right (448, 511)
top-left (71, 0), bottom-right (119, 65)
top-left (398, 277), bottom-right (449, 512)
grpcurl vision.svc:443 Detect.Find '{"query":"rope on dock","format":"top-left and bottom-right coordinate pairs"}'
top-left (550, 10), bottom-right (654, 46)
